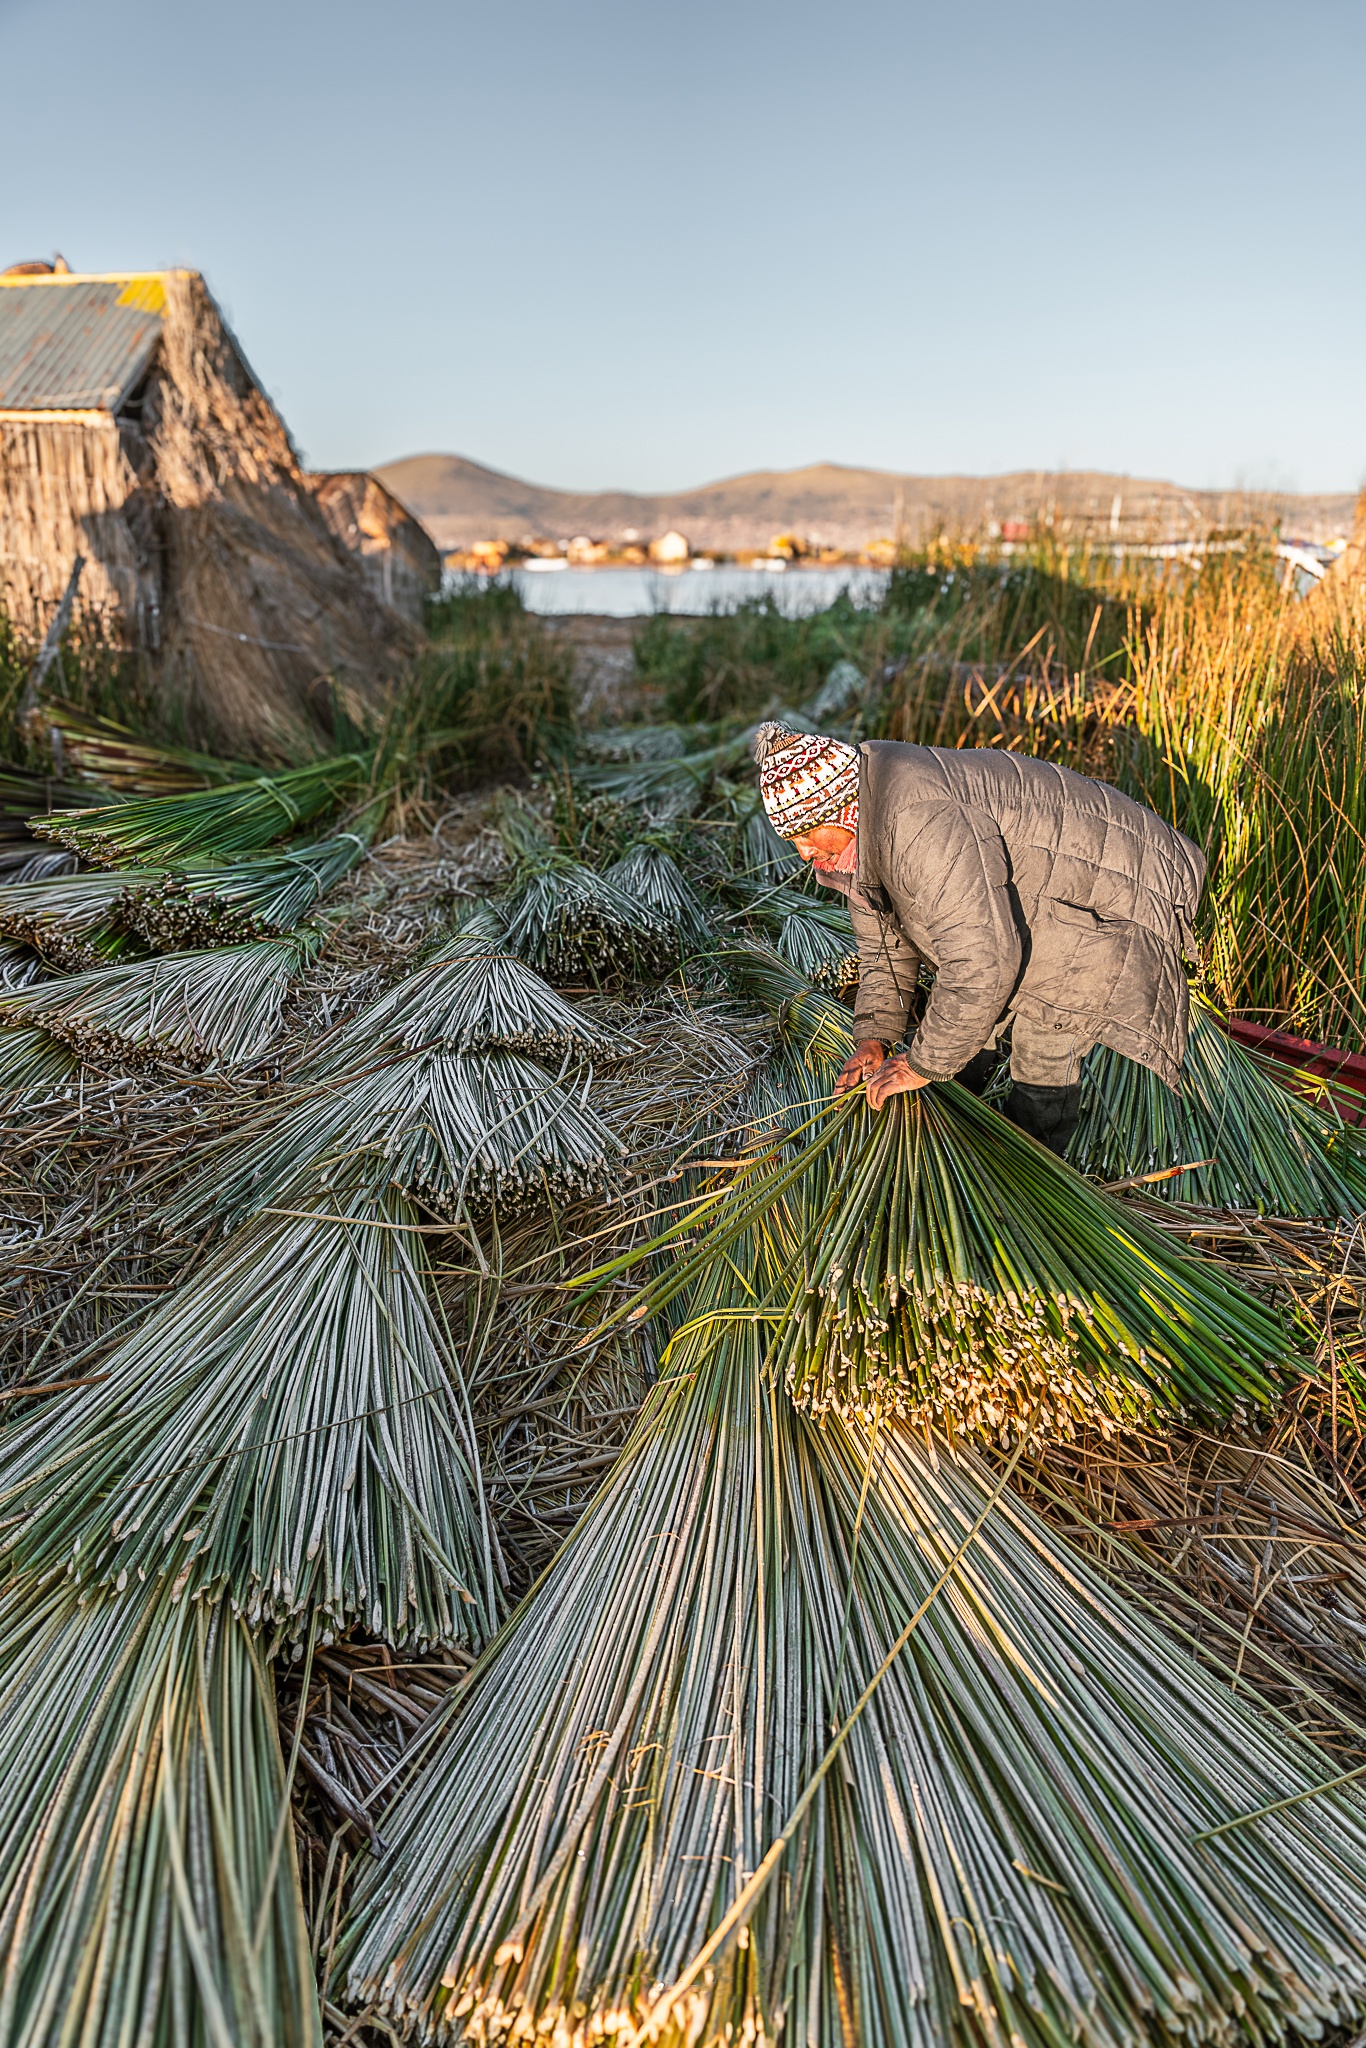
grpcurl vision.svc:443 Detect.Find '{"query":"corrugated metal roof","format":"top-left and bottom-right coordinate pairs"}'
top-left (0, 275), bottom-right (166, 411)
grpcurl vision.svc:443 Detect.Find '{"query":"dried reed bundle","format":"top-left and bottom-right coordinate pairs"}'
top-left (0, 1577), bottom-right (320, 2048)
top-left (0, 1021), bottom-right (78, 1106)
top-left (341, 1254), bottom-right (1366, 2048)
top-left (0, 932), bottom-right (319, 1070)
top-left (602, 841), bottom-right (714, 951)
top-left (582, 988), bottom-right (1285, 1444)
top-left (1071, 989), bottom-right (1366, 1216)
top-left (170, 1047), bottom-right (626, 1232)
top-left (309, 913), bottom-right (618, 1073)
top-left (121, 833), bottom-right (370, 949)
top-left (0, 867), bottom-right (151, 970)
top-left (499, 806), bottom-right (675, 982)
top-left (30, 754), bottom-right (367, 866)
top-left (0, 1186), bottom-right (496, 1648)
top-left (774, 910), bottom-right (859, 992)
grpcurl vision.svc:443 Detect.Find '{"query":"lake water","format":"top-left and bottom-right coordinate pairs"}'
top-left (498, 564), bottom-right (892, 618)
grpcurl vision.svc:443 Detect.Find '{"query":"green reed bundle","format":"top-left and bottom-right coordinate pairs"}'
top-left (0, 1185), bottom-right (496, 1647)
top-left (0, 867), bottom-right (152, 971)
top-left (602, 841), bottom-right (714, 952)
top-left (0, 1577), bottom-right (319, 2048)
top-left (170, 1047), bottom-right (626, 1235)
top-left (1070, 989), bottom-right (1366, 1217)
top-left (309, 914), bottom-right (618, 1073)
top-left (122, 833), bottom-right (370, 949)
top-left (340, 1245), bottom-right (1366, 2048)
top-left (581, 1000), bottom-right (1284, 1445)
top-left (570, 727), bottom-right (752, 807)
top-left (0, 932), bottom-right (319, 1070)
top-left (31, 754), bottom-right (367, 867)
top-left (0, 1021), bottom-right (78, 1107)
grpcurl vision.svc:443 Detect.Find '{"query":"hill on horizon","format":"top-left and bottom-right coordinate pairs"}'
top-left (373, 452), bottom-right (1358, 555)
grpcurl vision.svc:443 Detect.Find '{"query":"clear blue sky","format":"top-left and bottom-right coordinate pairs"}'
top-left (3, 0), bottom-right (1362, 496)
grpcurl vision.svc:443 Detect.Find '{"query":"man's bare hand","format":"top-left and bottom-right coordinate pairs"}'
top-left (833, 1040), bottom-right (886, 1096)
top-left (865, 1053), bottom-right (931, 1111)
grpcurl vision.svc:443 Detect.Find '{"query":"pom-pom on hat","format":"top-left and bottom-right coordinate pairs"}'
top-left (752, 721), bottom-right (860, 839)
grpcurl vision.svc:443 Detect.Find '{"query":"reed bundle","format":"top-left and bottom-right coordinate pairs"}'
top-left (583, 991), bottom-right (1284, 1444)
top-left (36, 695), bottom-right (246, 794)
top-left (0, 1021), bottom-right (77, 1106)
top-left (341, 1247), bottom-right (1366, 2048)
top-left (497, 805), bottom-right (677, 982)
top-left (121, 833), bottom-right (370, 949)
top-left (0, 1576), bottom-right (319, 2048)
top-left (0, 1185), bottom-right (496, 1647)
top-left (0, 944), bottom-right (43, 990)
top-left (310, 915), bottom-right (618, 1072)
top-left (1070, 990), bottom-right (1366, 1217)
top-left (170, 1047), bottom-right (625, 1233)
top-left (570, 728), bottom-right (752, 807)
top-left (0, 933), bottom-right (318, 1070)
top-left (502, 864), bottom-right (675, 984)
top-left (602, 841), bottom-right (714, 951)
top-left (0, 867), bottom-right (151, 971)
top-left (736, 797), bottom-right (800, 883)
top-left (30, 755), bottom-right (367, 867)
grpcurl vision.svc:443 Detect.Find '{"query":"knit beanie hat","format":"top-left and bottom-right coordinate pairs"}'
top-left (752, 721), bottom-right (860, 839)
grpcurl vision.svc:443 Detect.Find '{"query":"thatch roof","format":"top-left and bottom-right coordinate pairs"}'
top-left (304, 470), bottom-right (442, 630)
top-left (0, 269), bottom-right (419, 761)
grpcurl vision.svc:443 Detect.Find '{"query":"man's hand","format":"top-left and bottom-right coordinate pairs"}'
top-left (833, 1039), bottom-right (885, 1096)
top-left (865, 1053), bottom-right (931, 1111)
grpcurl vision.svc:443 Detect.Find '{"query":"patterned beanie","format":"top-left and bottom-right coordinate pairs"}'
top-left (752, 721), bottom-right (860, 839)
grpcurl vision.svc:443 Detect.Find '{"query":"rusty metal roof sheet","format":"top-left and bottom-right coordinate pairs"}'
top-left (0, 274), bottom-right (166, 412)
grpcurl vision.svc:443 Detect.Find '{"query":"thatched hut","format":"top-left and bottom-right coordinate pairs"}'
top-left (304, 470), bottom-right (442, 629)
top-left (0, 266), bottom-right (418, 759)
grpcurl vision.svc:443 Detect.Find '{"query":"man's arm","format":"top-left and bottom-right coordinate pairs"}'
top-left (848, 885), bottom-right (921, 1044)
top-left (893, 804), bottom-right (1022, 1082)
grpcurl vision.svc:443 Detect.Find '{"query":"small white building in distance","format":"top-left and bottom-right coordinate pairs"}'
top-left (647, 530), bottom-right (690, 565)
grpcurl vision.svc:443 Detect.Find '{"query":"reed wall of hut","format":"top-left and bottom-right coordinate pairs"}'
top-left (0, 269), bottom-right (418, 762)
top-left (304, 470), bottom-right (442, 629)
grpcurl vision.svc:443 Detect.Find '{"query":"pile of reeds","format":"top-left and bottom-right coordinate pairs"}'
top-left (1071, 987), bottom-right (1366, 1217)
top-left (340, 1207), bottom-right (1366, 2048)
top-left (584, 973), bottom-right (1285, 1446)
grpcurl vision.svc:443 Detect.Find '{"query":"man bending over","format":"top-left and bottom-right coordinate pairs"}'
top-left (753, 722), bottom-right (1206, 1156)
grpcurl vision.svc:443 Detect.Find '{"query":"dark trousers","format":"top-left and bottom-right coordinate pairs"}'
top-left (954, 1047), bottom-right (1081, 1158)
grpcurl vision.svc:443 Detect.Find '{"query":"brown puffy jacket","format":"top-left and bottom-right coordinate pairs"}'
top-left (829, 743), bottom-right (1206, 1088)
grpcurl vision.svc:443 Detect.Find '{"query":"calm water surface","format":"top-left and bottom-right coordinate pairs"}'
top-left (495, 564), bottom-right (891, 617)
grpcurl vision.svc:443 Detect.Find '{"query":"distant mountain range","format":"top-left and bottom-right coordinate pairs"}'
top-left (374, 453), bottom-right (1358, 555)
